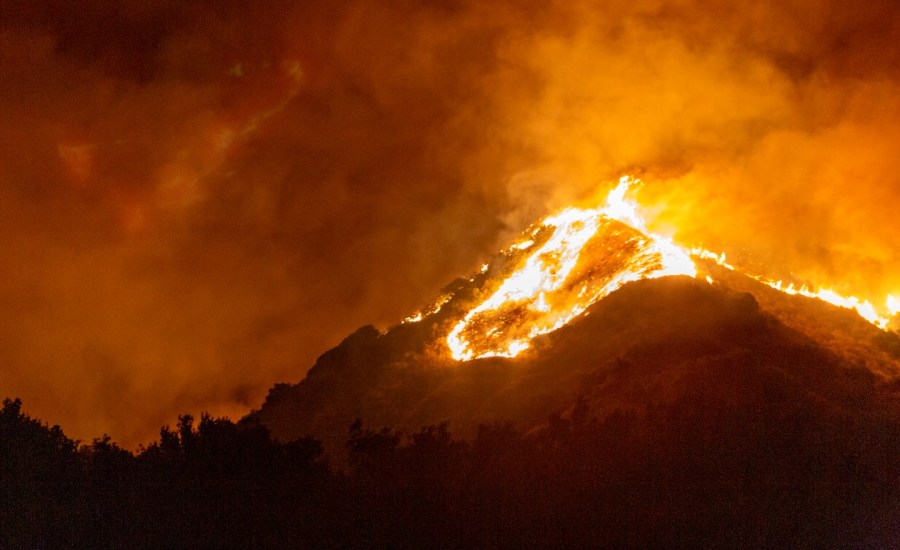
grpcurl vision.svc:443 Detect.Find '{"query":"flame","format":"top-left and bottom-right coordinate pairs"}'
top-left (407, 176), bottom-right (899, 362)
top-left (888, 295), bottom-right (900, 317)
top-left (446, 177), bottom-right (694, 360)
top-left (403, 294), bottom-right (453, 324)
top-left (770, 284), bottom-right (882, 326)
top-left (694, 249), bottom-right (892, 328)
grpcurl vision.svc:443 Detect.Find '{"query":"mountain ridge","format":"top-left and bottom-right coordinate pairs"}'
top-left (250, 272), bottom-right (900, 461)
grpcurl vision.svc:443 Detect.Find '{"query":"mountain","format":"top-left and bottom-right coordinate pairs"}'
top-left (6, 268), bottom-right (898, 547)
top-left (5, 218), bottom-right (900, 547)
top-left (251, 182), bottom-right (900, 464)
top-left (250, 265), bottom-right (900, 462)
top-left (246, 205), bottom-right (900, 545)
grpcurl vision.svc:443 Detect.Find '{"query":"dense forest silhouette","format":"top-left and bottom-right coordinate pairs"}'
top-left (3, 363), bottom-right (899, 549)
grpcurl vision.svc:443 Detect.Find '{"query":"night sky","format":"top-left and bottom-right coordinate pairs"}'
top-left (2, 0), bottom-right (899, 446)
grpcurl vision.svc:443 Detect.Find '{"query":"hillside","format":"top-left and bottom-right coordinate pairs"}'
top-left (252, 274), bottom-right (900, 461)
top-left (5, 274), bottom-right (900, 547)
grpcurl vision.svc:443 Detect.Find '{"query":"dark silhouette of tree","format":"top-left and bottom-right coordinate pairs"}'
top-left (0, 398), bottom-right (82, 547)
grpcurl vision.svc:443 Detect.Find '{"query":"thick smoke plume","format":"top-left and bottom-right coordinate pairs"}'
top-left (1, 0), bottom-right (898, 445)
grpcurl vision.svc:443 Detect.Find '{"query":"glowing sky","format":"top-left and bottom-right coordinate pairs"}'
top-left (2, 0), bottom-right (899, 446)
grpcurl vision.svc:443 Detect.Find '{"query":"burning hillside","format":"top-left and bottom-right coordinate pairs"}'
top-left (444, 177), bottom-right (694, 360)
top-left (403, 176), bottom-right (900, 363)
top-left (253, 177), bottom-right (900, 457)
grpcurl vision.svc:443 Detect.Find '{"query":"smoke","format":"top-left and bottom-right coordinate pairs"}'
top-left (486, 0), bottom-right (900, 300)
top-left (0, 0), bottom-right (897, 445)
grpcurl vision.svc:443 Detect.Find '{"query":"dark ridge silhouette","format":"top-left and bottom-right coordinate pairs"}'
top-left (251, 275), bottom-right (900, 460)
top-left (3, 382), bottom-right (899, 547)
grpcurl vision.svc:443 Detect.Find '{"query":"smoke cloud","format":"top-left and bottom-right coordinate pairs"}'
top-left (1, 0), bottom-right (898, 445)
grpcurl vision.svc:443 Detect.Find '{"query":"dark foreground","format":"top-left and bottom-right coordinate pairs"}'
top-left (3, 378), bottom-right (899, 549)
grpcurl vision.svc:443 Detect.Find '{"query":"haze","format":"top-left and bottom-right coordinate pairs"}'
top-left (1, 0), bottom-right (898, 446)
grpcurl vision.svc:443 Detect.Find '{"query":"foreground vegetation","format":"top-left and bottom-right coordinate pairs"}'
top-left (3, 366), bottom-right (899, 549)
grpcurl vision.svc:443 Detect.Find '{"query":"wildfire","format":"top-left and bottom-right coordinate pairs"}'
top-left (407, 176), bottom-right (898, 362)
top-left (446, 177), bottom-right (694, 361)
top-left (403, 294), bottom-right (453, 324)
top-left (692, 248), bottom-right (893, 328)
top-left (888, 295), bottom-right (900, 317)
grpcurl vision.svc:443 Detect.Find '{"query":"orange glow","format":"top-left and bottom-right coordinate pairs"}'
top-left (430, 176), bottom-right (900, 362)
top-left (57, 143), bottom-right (96, 186)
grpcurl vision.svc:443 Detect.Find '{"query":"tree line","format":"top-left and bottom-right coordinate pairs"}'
top-left (2, 380), bottom-right (899, 548)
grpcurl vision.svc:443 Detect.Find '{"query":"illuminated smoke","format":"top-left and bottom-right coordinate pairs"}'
top-left (2, 0), bottom-right (898, 445)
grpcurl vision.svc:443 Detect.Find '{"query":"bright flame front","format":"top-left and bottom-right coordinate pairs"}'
top-left (887, 295), bottom-right (900, 317)
top-left (433, 176), bottom-right (898, 362)
top-left (447, 177), bottom-right (694, 361)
